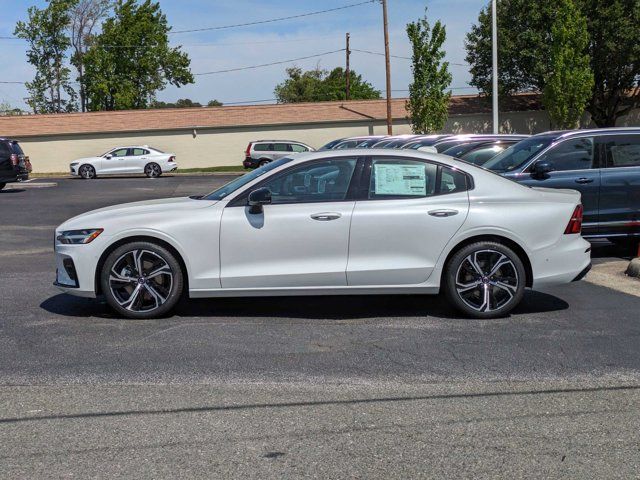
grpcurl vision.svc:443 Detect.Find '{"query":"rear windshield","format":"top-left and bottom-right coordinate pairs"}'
top-left (10, 142), bottom-right (24, 155)
top-left (483, 136), bottom-right (556, 173)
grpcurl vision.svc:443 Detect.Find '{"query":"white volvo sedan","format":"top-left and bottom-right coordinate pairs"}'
top-left (69, 145), bottom-right (177, 179)
top-left (54, 150), bottom-right (591, 319)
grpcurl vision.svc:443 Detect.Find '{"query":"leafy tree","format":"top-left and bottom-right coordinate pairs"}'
top-left (69, 0), bottom-right (113, 112)
top-left (14, 0), bottom-right (78, 113)
top-left (406, 9), bottom-right (452, 134)
top-left (465, 0), bottom-right (640, 127)
top-left (151, 98), bottom-right (208, 108)
top-left (0, 101), bottom-right (24, 116)
top-left (83, 0), bottom-right (193, 110)
top-left (274, 66), bottom-right (380, 103)
top-left (207, 99), bottom-right (223, 107)
top-left (543, 0), bottom-right (593, 129)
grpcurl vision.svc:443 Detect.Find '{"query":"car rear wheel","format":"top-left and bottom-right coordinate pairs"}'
top-left (443, 242), bottom-right (526, 319)
top-left (79, 164), bottom-right (96, 179)
top-left (101, 241), bottom-right (184, 319)
top-left (144, 163), bottom-right (162, 178)
top-left (258, 159), bottom-right (270, 168)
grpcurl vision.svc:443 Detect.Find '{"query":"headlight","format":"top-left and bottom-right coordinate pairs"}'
top-left (56, 229), bottom-right (103, 245)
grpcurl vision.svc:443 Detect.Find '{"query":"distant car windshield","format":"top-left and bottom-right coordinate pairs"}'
top-left (202, 157), bottom-right (294, 200)
top-left (483, 136), bottom-right (556, 172)
top-left (318, 139), bottom-right (344, 150)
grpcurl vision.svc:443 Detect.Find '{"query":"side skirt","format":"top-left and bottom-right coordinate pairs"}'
top-left (189, 286), bottom-right (440, 298)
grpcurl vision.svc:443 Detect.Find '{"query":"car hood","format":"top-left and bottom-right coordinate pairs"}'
top-left (70, 156), bottom-right (102, 164)
top-left (57, 197), bottom-right (217, 231)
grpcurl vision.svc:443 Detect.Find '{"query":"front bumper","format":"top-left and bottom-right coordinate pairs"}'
top-left (53, 240), bottom-right (105, 298)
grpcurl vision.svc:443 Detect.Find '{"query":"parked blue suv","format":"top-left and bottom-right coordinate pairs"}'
top-left (482, 128), bottom-right (640, 240)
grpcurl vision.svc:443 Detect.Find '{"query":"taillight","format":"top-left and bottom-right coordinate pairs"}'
top-left (169, 156), bottom-right (176, 162)
top-left (245, 143), bottom-right (252, 157)
top-left (564, 205), bottom-right (583, 234)
top-left (10, 154), bottom-right (18, 167)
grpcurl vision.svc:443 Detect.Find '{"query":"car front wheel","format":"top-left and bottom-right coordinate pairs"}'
top-left (79, 164), bottom-right (96, 179)
top-left (101, 241), bottom-right (184, 319)
top-left (443, 242), bottom-right (526, 319)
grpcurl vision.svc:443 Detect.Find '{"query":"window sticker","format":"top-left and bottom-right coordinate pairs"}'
top-left (374, 163), bottom-right (426, 196)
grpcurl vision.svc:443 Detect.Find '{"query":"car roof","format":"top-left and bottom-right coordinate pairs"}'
top-left (535, 127), bottom-right (640, 140)
top-left (253, 140), bottom-right (310, 144)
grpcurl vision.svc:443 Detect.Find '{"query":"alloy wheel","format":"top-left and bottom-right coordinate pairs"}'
top-left (454, 249), bottom-right (519, 313)
top-left (146, 164), bottom-right (161, 178)
top-left (109, 249), bottom-right (173, 312)
top-left (79, 165), bottom-right (94, 179)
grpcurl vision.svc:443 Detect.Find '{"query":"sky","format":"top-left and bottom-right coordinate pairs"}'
top-left (0, 0), bottom-right (487, 110)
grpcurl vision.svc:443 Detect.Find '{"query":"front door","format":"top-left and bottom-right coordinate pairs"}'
top-left (220, 157), bottom-right (359, 288)
top-left (347, 157), bottom-right (470, 285)
top-left (516, 136), bottom-right (601, 236)
top-left (101, 148), bottom-right (131, 174)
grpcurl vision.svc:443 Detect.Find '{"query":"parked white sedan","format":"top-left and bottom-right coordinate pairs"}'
top-left (70, 146), bottom-right (177, 179)
top-left (54, 150), bottom-right (591, 319)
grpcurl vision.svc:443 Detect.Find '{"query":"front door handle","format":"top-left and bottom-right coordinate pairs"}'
top-left (575, 177), bottom-right (594, 184)
top-left (311, 212), bottom-right (342, 221)
top-left (428, 209), bottom-right (459, 217)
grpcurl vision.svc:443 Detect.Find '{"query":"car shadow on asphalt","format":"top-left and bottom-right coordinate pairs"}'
top-left (40, 290), bottom-right (569, 321)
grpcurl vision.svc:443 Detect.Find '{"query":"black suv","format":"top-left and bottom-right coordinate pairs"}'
top-left (0, 138), bottom-right (30, 190)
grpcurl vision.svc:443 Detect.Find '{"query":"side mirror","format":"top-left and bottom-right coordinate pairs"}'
top-left (105, 154), bottom-right (112, 159)
top-left (532, 161), bottom-right (553, 178)
top-left (248, 187), bottom-right (272, 214)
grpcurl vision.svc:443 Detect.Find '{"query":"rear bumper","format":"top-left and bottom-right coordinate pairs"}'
top-left (531, 235), bottom-right (592, 288)
top-left (243, 158), bottom-right (257, 169)
top-left (572, 263), bottom-right (592, 282)
top-left (0, 171), bottom-right (29, 183)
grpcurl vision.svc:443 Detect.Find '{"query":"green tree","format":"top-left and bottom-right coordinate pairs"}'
top-left (83, 0), bottom-right (193, 110)
top-left (207, 99), bottom-right (223, 107)
top-left (406, 9), bottom-right (452, 134)
top-left (465, 0), bottom-right (640, 127)
top-left (543, 0), bottom-right (593, 129)
top-left (274, 66), bottom-right (380, 103)
top-left (14, 0), bottom-right (78, 113)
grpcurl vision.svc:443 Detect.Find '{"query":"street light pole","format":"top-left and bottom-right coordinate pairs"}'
top-left (381, 0), bottom-right (393, 134)
top-left (491, 0), bottom-right (499, 134)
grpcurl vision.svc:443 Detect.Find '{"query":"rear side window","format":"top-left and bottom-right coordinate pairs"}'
top-left (440, 166), bottom-right (469, 194)
top-left (131, 148), bottom-right (149, 156)
top-left (290, 144), bottom-right (308, 153)
top-left (369, 159), bottom-right (438, 199)
top-left (253, 144), bottom-right (271, 152)
top-left (603, 135), bottom-right (640, 168)
top-left (273, 143), bottom-right (290, 152)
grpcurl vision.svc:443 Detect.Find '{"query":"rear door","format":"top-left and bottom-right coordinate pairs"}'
top-left (347, 157), bottom-right (470, 286)
top-left (598, 134), bottom-right (640, 236)
top-left (126, 148), bottom-right (150, 173)
top-left (517, 136), bottom-right (601, 236)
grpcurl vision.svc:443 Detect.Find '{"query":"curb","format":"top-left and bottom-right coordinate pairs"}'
top-left (15, 181), bottom-right (58, 188)
top-left (626, 258), bottom-right (640, 279)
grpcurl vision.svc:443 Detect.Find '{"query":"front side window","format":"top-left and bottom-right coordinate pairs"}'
top-left (603, 135), bottom-right (640, 168)
top-left (536, 137), bottom-right (594, 171)
top-left (259, 158), bottom-right (357, 204)
top-left (369, 159), bottom-right (438, 199)
top-left (109, 148), bottom-right (129, 158)
top-left (290, 144), bottom-right (308, 153)
top-left (484, 135), bottom-right (555, 172)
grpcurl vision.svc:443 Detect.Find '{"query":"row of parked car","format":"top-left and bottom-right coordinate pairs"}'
top-left (242, 129), bottom-right (640, 242)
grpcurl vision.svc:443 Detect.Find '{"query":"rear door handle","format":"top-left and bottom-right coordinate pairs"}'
top-left (428, 209), bottom-right (459, 217)
top-left (575, 178), bottom-right (594, 184)
top-left (311, 212), bottom-right (342, 221)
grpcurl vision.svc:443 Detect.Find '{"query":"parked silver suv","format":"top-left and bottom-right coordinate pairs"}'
top-left (243, 140), bottom-right (315, 169)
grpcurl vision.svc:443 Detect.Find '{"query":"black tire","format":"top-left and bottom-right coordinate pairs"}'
top-left (79, 164), bottom-right (96, 179)
top-left (144, 162), bottom-right (162, 178)
top-left (443, 241), bottom-right (526, 319)
top-left (258, 159), bottom-right (270, 168)
top-left (0, 183), bottom-right (5, 191)
top-left (101, 241), bottom-right (184, 319)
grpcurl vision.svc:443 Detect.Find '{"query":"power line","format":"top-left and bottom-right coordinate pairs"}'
top-left (170, 0), bottom-right (376, 34)
top-left (193, 49), bottom-right (345, 76)
top-left (352, 48), bottom-right (468, 66)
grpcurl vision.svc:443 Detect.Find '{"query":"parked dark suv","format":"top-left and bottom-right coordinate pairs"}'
top-left (0, 138), bottom-right (30, 190)
top-left (483, 128), bottom-right (640, 240)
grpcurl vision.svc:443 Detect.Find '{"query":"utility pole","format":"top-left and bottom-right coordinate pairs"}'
top-left (345, 32), bottom-right (351, 100)
top-left (491, 0), bottom-right (499, 134)
top-left (381, 0), bottom-right (393, 134)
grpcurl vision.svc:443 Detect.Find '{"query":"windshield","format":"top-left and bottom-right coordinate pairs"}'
top-left (483, 136), bottom-right (556, 172)
top-left (202, 157), bottom-right (293, 200)
top-left (318, 139), bottom-right (344, 150)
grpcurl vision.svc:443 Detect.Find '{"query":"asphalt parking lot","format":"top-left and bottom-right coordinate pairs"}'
top-left (1, 175), bottom-right (640, 478)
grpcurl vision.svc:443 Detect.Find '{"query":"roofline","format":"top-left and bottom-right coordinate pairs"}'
top-left (539, 127), bottom-right (640, 139)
